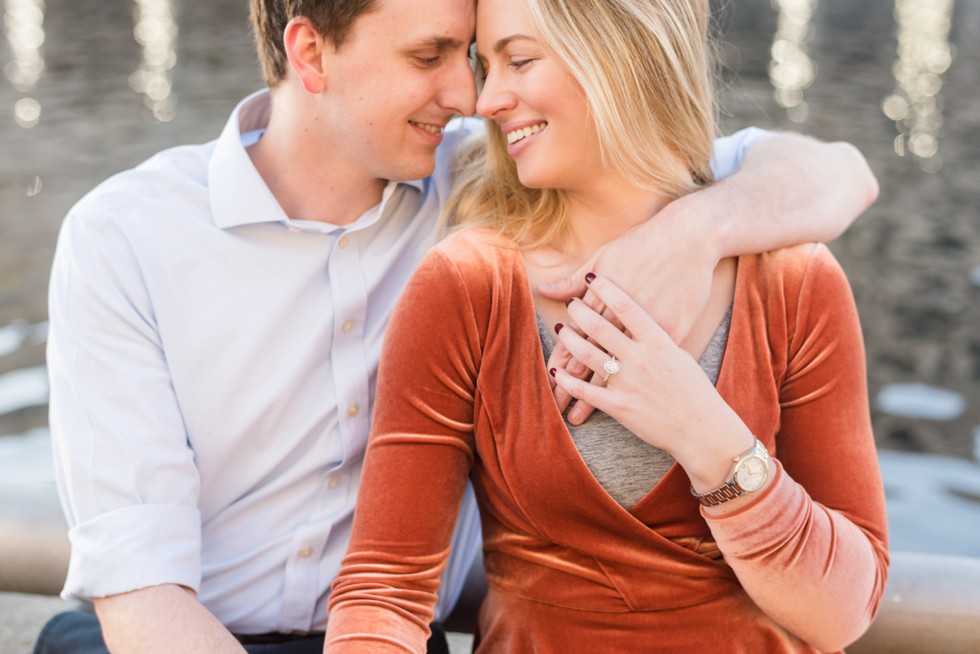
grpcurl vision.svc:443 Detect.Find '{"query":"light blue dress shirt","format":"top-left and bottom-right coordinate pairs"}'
top-left (46, 89), bottom-right (766, 634)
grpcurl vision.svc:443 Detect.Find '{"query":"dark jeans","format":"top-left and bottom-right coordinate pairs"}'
top-left (33, 610), bottom-right (451, 654)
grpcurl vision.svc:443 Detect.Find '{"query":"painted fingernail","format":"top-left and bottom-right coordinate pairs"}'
top-left (554, 323), bottom-right (563, 334)
top-left (549, 368), bottom-right (557, 377)
top-left (585, 272), bottom-right (596, 284)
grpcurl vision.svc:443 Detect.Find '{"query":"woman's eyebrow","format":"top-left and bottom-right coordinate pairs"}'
top-left (493, 34), bottom-right (536, 53)
top-left (476, 34), bottom-right (537, 60)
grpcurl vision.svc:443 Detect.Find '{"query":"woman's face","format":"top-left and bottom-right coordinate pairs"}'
top-left (475, 0), bottom-right (601, 192)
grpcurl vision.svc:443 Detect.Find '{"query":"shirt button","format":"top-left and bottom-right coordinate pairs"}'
top-left (347, 402), bottom-right (360, 418)
top-left (298, 546), bottom-right (313, 559)
top-left (338, 236), bottom-right (350, 249)
top-left (342, 320), bottom-right (355, 334)
top-left (327, 474), bottom-right (342, 490)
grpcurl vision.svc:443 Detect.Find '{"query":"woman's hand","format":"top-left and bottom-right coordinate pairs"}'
top-left (550, 273), bottom-right (754, 491)
top-left (541, 210), bottom-right (717, 425)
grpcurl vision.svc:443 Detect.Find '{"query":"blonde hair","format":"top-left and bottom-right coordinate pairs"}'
top-left (444, 0), bottom-right (717, 247)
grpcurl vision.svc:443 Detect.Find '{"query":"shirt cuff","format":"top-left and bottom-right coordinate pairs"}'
top-left (62, 504), bottom-right (202, 600)
top-left (710, 127), bottom-right (773, 180)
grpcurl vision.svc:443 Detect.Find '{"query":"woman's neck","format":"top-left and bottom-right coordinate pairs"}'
top-left (553, 179), bottom-right (673, 263)
top-left (521, 177), bottom-right (673, 294)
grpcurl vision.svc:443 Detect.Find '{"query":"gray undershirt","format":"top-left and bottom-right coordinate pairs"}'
top-left (538, 307), bottom-right (732, 510)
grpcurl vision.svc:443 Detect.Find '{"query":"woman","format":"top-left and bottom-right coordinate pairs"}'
top-left (325, 0), bottom-right (888, 651)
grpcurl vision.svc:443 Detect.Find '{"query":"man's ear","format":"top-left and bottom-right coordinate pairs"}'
top-left (283, 16), bottom-right (329, 94)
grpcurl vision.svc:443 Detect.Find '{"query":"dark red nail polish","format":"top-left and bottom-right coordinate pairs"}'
top-left (549, 368), bottom-right (556, 377)
top-left (585, 272), bottom-right (596, 284)
top-left (554, 323), bottom-right (563, 334)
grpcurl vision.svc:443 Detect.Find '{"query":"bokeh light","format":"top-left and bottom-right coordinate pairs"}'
top-left (3, 0), bottom-right (46, 129)
top-left (881, 0), bottom-right (954, 172)
top-left (130, 0), bottom-right (178, 123)
top-left (768, 0), bottom-right (817, 123)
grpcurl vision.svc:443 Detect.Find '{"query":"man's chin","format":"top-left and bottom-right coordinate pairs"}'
top-left (387, 159), bottom-right (437, 183)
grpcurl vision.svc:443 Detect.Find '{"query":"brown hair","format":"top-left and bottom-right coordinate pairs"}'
top-left (249, 0), bottom-right (380, 87)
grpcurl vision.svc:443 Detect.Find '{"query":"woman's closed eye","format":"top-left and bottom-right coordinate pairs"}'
top-left (509, 57), bottom-right (535, 71)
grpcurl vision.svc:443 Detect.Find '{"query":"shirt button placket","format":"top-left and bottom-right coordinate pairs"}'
top-left (328, 230), bottom-right (370, 463)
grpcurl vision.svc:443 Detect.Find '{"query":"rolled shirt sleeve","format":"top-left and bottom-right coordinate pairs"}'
top-left (48, 207), bottom-right (203, 599)
top-left (710, 127), bottom-right (772, 179)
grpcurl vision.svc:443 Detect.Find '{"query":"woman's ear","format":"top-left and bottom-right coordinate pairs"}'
top-left (283, 16), bottom-right (328, 94)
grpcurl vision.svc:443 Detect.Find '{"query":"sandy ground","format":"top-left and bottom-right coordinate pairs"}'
top-left (0, 594), bottom-right (80, 654)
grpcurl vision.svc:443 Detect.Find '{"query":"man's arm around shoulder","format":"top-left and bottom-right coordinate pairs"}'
top-left (706, 131), bottom-right (879, 256)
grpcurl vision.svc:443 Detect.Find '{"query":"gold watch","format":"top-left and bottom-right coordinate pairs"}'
top-left (692, 438), bottom-right (770, 507)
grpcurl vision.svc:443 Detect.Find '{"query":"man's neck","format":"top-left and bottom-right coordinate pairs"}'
top-left (247, 95), bottom-right (387, 226)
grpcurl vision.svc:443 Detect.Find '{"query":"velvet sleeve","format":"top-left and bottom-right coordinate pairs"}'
top-left (704, 244), bottom-right (889, 652)
top-left (326, 247), bottom-right (481, 653)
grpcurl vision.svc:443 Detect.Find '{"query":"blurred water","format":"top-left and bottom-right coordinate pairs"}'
top-left (714, 0), bottom-right (980, 459)
top-left (1, 0), bottom-right (979, 458)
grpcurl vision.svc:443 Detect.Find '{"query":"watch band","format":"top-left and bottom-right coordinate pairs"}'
top-left (693, 479), bottom-right (746, 507)
top-left (691, 438), bottom-right (770, 507)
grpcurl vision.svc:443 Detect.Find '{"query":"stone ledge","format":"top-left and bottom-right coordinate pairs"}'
top-left (850, 551), bottom-right (980, 654)
top-left (0, 593), bottom-right (83, 654)
top-left (0, 483), bottom-right (69, 596)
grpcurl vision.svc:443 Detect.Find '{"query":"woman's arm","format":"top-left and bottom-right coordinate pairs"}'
top-left (701, 246), bottom-right (888, 651)
top-left (550, 252), bottom-right (887, 651)
top-left (326, 250), bottom-right (480, 653)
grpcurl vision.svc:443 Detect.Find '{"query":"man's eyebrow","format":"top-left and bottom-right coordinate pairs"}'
top-left (409, 36), bottom-right (466, 50)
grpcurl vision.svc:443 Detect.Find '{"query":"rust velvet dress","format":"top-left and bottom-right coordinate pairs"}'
top-left (326, 228), bottom-right (889, 653)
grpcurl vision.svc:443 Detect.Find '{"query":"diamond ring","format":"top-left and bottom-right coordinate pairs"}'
top-left (601, 355), bottom-right (620, 382)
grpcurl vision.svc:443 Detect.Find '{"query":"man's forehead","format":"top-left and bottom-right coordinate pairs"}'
top-left (365, 0), bottom-right (475, 37)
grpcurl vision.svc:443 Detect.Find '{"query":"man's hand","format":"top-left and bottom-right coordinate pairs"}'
top-left (539, 131), bottom-right (878, 424)
top-left (541, 206), bottom-right (718, 424)
top-left (94, 584), bottom-right (247, 654)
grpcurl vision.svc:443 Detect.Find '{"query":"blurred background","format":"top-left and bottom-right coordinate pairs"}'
top-left (1, 0), bottom-right (979, 650)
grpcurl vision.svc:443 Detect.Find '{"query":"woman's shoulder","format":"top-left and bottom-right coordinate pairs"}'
top-left (404, 227), bottom-right (526, 306)
top-left (735, 243), bottom-right (857, 338)
top-left (426, 227), bottom-right (523, 277)
top-left (434, 225), bottom-right (518, 254)
top-left (395, 227), bottom-right (532, 340)
top-left (739, 243), bottom-right (847, 293)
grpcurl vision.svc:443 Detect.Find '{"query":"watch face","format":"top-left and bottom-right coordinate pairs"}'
top-left (735, 455), bottom-right (768, 492)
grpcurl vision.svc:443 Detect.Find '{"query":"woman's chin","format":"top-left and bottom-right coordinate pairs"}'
top-left (515, 168), bottom-right (549, 190)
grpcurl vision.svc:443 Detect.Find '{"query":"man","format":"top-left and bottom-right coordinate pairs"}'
top-left (36, 0), bottom-right (877, 652)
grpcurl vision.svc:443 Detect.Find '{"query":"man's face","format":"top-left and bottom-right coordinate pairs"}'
top-left (319, 0), bottom-right (477, 183)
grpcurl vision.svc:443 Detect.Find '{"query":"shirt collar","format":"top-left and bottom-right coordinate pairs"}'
top-left (209, 89), bottom-right (426, 231)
